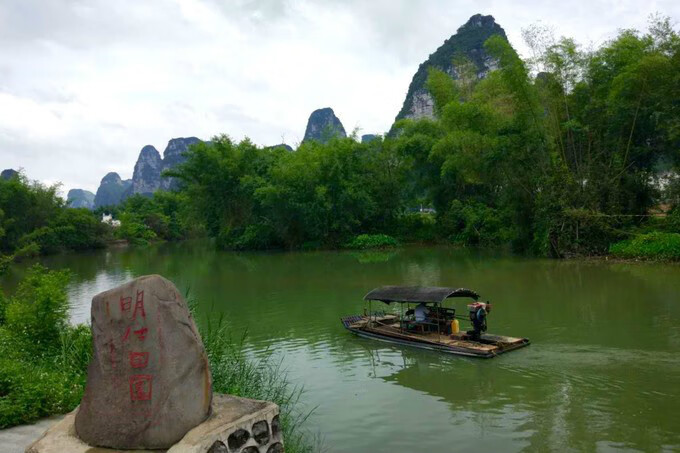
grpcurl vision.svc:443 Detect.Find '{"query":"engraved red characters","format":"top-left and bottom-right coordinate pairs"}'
top-left (120, 295), bottom-right (132, 313)
top-left (129, 351), bottom-right (149, 369)
top-left (111, 289), bottom-right (154, 404)
top-left (132, 290), bottom-right (145, 320)
top-left (129, 374), bottom-right (153, 401)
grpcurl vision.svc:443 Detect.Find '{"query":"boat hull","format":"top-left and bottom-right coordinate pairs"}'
top-left (341, 315), bottom-right (530, 358)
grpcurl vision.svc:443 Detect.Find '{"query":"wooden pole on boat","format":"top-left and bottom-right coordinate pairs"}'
top-left (400, 302), bottom-right (404, 333)
top-left (436, 302), bottom-right (441, 343)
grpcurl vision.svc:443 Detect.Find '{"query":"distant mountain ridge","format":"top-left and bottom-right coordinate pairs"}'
top-left (119, 137), bottom-right (204, 200)
top-left (81, 14), bottom-right (508, 207)
top-left (395, 14), bottom-right (507, 122)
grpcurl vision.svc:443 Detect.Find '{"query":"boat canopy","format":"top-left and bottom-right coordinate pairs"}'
top-left (364, 286), bottom-right (480, 304)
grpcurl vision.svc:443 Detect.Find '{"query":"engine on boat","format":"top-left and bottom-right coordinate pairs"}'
top-left (467, 302), bottom-right (491, 341)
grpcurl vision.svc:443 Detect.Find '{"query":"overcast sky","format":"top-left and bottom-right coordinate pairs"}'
top-left (1, 0), bottom-right (679, 195)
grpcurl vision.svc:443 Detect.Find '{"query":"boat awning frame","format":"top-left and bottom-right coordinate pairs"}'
top-left (364, 286), bottom-right (480, 304)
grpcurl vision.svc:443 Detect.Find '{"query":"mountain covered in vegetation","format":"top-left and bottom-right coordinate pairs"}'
top-left (94, 172), bottom-right (131, 208)
top-left (1, 169), bottom-right (18, 180)
top-left (66, 189), bottom-right (95, 209)
top-left (395, 14), bottom-right (507, 121)
top-left (89, 137), bottom-right (204, 207)
top-left (125, 145), bottom-right (163, 198)
top-left (302, 107), bottom-right (346, 144)
top-left (160, 137), bottom-right (202, 190)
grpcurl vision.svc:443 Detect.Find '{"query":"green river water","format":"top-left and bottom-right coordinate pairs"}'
top-left (4, 242), bottom-right (680, 452)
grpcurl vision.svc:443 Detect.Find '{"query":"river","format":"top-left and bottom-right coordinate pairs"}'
top-left (4, 242), bottom-right (680, 452)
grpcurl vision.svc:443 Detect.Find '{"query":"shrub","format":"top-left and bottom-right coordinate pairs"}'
top-left (3, 265), bottom-right (71, 355)
top-left (0, 290), bottom-right (6, 324)
top-left (19, 227), bottom-right (60, 254)
top-left (0, 266), bottom-right (90, 428)
top-left (395, 212), bottom-right (437, 242)
top-left (0, 254), bottom-right (11, 275)
top-left (13, 242), bottom-right (41, 260)
top-left (438, 200), bottom-right (514, 246)
top-left (609, 232), bottom-right (680, 260)
top-left (668, 208), bottom-right (680, 233)
top-left (217, 224), bottom-right (278, 251)
top-left (116, 212), bottom-right (157, 245)
top-left (344, 234), bottom-right (399, 249)
top-left (51, 209), bottom-right (108, 251)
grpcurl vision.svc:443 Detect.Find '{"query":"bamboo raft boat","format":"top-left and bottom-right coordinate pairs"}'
top-left (341, 286), bottom-right (529, 358)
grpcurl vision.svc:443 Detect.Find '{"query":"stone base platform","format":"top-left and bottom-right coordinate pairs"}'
top-left (26, 394), bottom-right (283, 453)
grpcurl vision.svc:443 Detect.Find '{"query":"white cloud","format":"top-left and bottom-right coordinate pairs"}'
top-left (0, 0), bottom-right (678, 195)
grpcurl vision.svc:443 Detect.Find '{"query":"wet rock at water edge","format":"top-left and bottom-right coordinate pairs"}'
top-left (74, 275), bottom-right (212, 449)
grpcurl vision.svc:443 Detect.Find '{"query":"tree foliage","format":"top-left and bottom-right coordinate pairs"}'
top-left (390, 16), bottom-right (680, 257)
top-left (170, 134), bottom-right (408, 250)
top-left (0, 174), bottom-right (109, 266)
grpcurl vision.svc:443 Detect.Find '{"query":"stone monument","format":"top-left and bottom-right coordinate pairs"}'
top-left (75, 275), bottom-right (212, 448)
top-left (26, 275), bottom-right (284, 453)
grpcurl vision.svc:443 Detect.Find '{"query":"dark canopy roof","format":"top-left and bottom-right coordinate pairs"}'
top-left (364, 286), bottom-right (480, 304)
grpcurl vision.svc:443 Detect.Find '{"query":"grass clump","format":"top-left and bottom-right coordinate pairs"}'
top-left (609, 232), bottom-right (680, 260)
top-left (344, 234), bottom-right (399, 250)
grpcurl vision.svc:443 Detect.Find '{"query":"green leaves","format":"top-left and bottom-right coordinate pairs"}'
top-left (610, 232), bottom-right (680, 260)
top-left (171, 134), bottom-right (408, 250)
top-left (344, 234), bottom-right (399, 250)
top-left (426, 67), bottom-right (458, 115)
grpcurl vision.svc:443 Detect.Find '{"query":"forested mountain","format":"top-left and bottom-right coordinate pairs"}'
top-left (93, 173), bottom-right (131, 208)
top-left (67, 189), bottom-right (95, 209)
top-left (395, 14), bottom-right (507, 122)
top-left (302, 108), bottom-right (347, 144)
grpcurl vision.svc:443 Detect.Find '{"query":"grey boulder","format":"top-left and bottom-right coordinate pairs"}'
top-left (74, 275), bottom-right (212, 449)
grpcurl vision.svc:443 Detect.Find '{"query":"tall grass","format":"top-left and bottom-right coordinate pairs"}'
top-left (192, 306), bottom-right (319, 453)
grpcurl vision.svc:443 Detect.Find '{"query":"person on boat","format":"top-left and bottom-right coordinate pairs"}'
top-left (468, 303), bottom-right (488, 341)
top-left (414, 302), bottom-right (429, 322)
